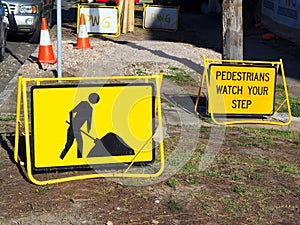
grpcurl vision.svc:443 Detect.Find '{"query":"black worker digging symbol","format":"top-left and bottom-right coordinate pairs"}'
top-left (59, 92), bottom-right (135, 160)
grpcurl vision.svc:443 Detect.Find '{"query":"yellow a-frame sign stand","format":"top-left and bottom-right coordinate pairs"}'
top-left (195, 57), bottom-right (292, 126)
top-left (14, 74), bottom-right (165, 185)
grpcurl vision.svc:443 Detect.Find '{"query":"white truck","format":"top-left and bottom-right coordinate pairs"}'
top-left (2, 0), bottom-right (54, 43)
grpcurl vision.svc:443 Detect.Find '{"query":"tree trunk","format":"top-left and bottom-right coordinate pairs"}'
top-left (222, 0), bottom-right (243, 60)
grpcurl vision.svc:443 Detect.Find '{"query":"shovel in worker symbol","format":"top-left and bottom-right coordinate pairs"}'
top-left (63, 121), bottom-right (135, 158)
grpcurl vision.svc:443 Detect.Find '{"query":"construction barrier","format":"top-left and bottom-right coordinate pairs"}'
top-left (143, 4), bottom-right (179, 31)
top-left (14, 74), bottom-right (164, 185)
top-left (194, 57), bottom-right (292, 126)
top-left (77, 4), bottom-right (121, 37)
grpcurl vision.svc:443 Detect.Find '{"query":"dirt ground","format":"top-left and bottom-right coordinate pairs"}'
top-left (0, 7), bottom-right (300, 225)
top-left (0, 119), bottom-right (299, 225)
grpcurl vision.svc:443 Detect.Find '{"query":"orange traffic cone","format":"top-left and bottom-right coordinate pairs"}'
top-left (74, 14), bottom-right (92, 49)
top-left (37, 18), bottom-right (57, 64)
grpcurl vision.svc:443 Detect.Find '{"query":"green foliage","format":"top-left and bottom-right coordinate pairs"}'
top-left (35, 184), bottom-right (53, 195)
top-left (164, 67), bottom-right (197, 86)
top-left (206, 168), bottom-right (222, 178)
top-left (274, 162), bottom-right (300, 175)
top-left (185, 178), bottom-right (200, 184)
top-left (233, 186), bottom-right (245, 194)
top-left (167, 200), bottom-right (181, 211)
top-left (0, 114), bottom-right (16, 121)
top-left (275, 84), bottom-right (300, 117)
top-left (289, 97), bottom-right (300, 117)
top-left (229, 174), bottom-right (241, 181)
top-left (167, 177), bottom-right (177, 189)
top-left (135, 68), bottom-right (147, 76)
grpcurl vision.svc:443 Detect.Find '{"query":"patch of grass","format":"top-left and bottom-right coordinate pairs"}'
top-left (135, 68), bottom-right (147, 76)
top-left (248, 169), bottom-right (264, 181)
top-left (0, 216), bottom-right (9, 224)
top-left (202, 203), bottom-right (215, 213)
top-left (243, 156), bottom-right (270, 166)
top-left (206, 168), bottom-right (222, 178)
top-left (197, 143), bottom-right (207, 151)
top-left (297, 182), bottom-right (300, 198)
top-left (199, 115), bottom-right (213, 123)
top-left (227, 137), bottom-right (259, 147)
top-left (233, 127), bottom-right (299, 150)
top-left (289, 97), bottom-right (300, 117)
top-left (231, 129), bottom-right (275, 148)
top-left (276, 83), bottom-right (285, 89)
top-left (167, 177), bottom-right (177, 189)
top-left (280, 187), bottom-right (292, 195)
top-left (274, 162), bottom-right (300, 175)
top-left (167, 200), bottom-right (181, 211)
top-left (35, 184), bottom-right (53, 195)
top-left (0, 114), bottom-right (16, 121)
top-left (185, 177), bottom-right (200, 184)
top-left (220, 198), bottom-right (243, 215)
top-left (233, 186), bottom-right (245, 194)
top-left (180, 161), bottom-right (199, 174)
top-left (244, 184), bottom-right (266, 193)
top-left (164, 67), bottom-right (197, 86)
top-left (229, 174), bottom-right (241, 181)
top-left (253, 128), bottom-right (299, 142)
top-left (242, 156), bottom-right (299, 176)
top-left (275, 85), bottom-right (300, 117)
top-left (217, 154), bottom-right (239, 165)
top-left (179, 152), bottom-right (202, 174)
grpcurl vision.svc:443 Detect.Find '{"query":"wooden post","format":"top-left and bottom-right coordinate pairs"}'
top-left (122, 0), bottom-right (129, 33)
top-left (119, 0), bottom-right (125, 30)
top-left (222, 0), bottom-right (243, 60)
top-left (128, 0), bottom-right (135, 32)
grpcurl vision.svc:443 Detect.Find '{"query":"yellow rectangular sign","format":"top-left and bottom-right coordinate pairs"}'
top-left (208, 64), bottom-right (277, 114)
top-left (31, 83), bottom-right (155, 171)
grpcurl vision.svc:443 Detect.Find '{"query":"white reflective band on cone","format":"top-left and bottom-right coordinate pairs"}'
top-left (78, 25), bottom-right (88, 38)
top-left (40, 30), bottom-right (51, 46)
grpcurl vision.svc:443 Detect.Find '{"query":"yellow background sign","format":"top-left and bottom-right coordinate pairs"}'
top-left (208, 64), bottom-right (277, 114)
top-left (31, 83), bottom-right (154, 171)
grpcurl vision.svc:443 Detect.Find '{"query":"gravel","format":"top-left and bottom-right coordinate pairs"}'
top-left (19, 35), bottom-right (221, 80)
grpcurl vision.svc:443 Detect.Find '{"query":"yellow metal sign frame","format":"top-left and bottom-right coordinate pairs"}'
top-left (31, 83), bottom-right (155, 171)
top-left (14, 74), bottom-right (164, 185)
top-left (142, 4), bottom-right (179, 32)
top-left (194, 57), bottom-right (292, 126)
top-left (77, 4), bottom-right (121, 37)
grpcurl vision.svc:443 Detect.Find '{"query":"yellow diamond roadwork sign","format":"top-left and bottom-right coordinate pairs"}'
top-left (31, 83), bottom-right (155, 171)
top-left (208, 64), bottom-right (277, 115)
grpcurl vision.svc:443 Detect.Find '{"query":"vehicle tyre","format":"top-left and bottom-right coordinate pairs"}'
top-left (28, 16), bottom-right (42, 44)
top-left (0, 23), bottom-right (7, 62)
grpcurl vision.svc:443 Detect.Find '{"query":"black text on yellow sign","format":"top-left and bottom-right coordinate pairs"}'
top-left (31, 83), bottom-right (155, 171)
top-left (208, 64), bottom-right (277, 114)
